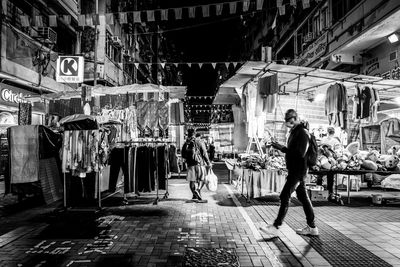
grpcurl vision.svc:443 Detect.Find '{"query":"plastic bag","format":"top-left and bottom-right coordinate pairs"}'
top-left (206, 169), bottom-right (218, 191)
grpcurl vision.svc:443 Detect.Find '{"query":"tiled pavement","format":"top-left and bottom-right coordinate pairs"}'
top-left (0, 167), bottom-right (400, 266)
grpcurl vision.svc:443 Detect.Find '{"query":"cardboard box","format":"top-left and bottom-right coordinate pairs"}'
top-left (308, 189), bottom-right (329, 201)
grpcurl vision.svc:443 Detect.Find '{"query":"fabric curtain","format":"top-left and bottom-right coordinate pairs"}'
top-left (9, 125), bottom-right (39, 184)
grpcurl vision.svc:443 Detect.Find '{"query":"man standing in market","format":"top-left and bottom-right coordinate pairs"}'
top-left (260, 109), bottom-right (319, 237)
top-left (182, 128), bottom-right (212, 201)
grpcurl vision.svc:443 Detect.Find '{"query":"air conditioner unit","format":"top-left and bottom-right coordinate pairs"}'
top-left (112, 36), bottom-right (122, 46)
top-left (303, 32), bottom-right (314, 43)
top-left (37, 27), bottom-right (57, 44)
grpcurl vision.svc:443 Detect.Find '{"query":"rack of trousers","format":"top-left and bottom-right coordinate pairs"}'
top-left (109, 140), bottom-right (178, 205)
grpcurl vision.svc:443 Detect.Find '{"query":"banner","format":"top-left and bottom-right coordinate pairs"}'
top-left (216, 4), bottom-right (223, 15)
top-left (229, 2), bottom-right (237, 14)
top-left (188, 7), bottom-right (196, 18)
top-left (174, 8), bottom-right (182, 20)
top-left (243, 1), bottom-right (250, 12)
top-left (105, 13), bottom-right (114, 25)
top-left (202, 5), bottom-right (210, 17)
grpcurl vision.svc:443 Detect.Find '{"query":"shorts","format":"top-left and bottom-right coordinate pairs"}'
top-left (186, 165), bottom-right (207, 182)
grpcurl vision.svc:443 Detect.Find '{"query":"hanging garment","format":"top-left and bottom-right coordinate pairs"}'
top-left (9, 126), bottom-right (39, 184)
top-left (246, 83), bottom-right (258, 137)
top-left (136, 146), bottom-right (152, 192)
top-left (83, 103), bottom-right (91, 115)
top-left (232, 105), bottom-right (245, 124)
top-left (361, 87), bottom-right (372, 119)
top-left (258, 73), bottom-right (278, 97)
top-left (325, 83), bottom-right (348, 129)
top-left (157, 145), bottom-right (168, 190)
top-left (62, 130), bottom-right (100, 176)
top-left (263, 93), bottom-right (277, 113)
top-left (255, 85), bottom-right (264, 117)
top-left (370, 88), bottom-right (380, 123)
top-left (352, 95), bottom-right (359, 121)
top-left (386, 119), bottom-right (400, 140)
top-left (18, 102), bottom-right (32, 125)
top-left (108, 147), bottom-right (130, 193)
top-left (168, 145), bottom-right (180, 173)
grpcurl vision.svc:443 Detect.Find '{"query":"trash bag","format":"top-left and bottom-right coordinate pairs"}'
top-left (206, 169), bottom-right (218, 191)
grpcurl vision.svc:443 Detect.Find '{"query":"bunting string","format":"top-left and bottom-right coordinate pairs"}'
top-left (128, 62), bottom-right (243, 70)
top-left (186, 96), bottom-right (215, 100)
top-left (13, 0), bottom-right (317, 28)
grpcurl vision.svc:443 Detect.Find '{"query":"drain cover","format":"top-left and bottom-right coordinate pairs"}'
top-left (183, 247), bottom-right (239, 267)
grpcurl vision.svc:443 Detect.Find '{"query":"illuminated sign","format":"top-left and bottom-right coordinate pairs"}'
top-left (56, 56), bottom-right (84, 83)
top-left (0, 88), bottom-right (27, 103)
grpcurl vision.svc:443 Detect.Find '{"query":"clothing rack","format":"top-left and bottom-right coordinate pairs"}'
top-left (117, 139), bottom-right (175, 205)
top-left (62, 130), bottom-right (102, 211)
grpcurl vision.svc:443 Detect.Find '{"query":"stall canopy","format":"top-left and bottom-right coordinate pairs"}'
top-left (59, 114), bottom-right (98, 130)
top-left (34, 84), bottom-right (186, 100)
top-left (214, 61), bottom-right (400, 104)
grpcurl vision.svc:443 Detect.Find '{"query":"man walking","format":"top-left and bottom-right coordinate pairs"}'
top-left (260, 109), bottom-right (319, 237)
top-left (182, 129), bottom-right (212, 201)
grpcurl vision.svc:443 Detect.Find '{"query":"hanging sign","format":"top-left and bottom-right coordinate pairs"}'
top-left (56, 56), bottom-right (84, 83)
top-left (295, 32), bottom-right (328, 67)
top-left (331, 53), bottom-right (362, 65)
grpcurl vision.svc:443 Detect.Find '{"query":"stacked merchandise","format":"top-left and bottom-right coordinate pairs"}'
top-left (313, 142), bottom-right (400, 173)
top-left (236, 154), bottom-right (286, 171)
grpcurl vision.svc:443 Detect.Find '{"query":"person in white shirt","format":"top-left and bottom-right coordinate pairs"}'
top-left (319, 127), bottom-right (342, 200)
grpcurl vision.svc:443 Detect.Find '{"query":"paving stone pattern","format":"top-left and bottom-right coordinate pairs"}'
top-left (0, 180), bottom-right (300, 267)
top-left (183, 247), bottom-right (240, 267)
top-left (1, 171), bottom-right (400, 266)
top-left (248, 196), bottom-right (395, 267)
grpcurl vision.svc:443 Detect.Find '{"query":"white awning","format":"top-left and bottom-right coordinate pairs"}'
top-left (34, 84), bottom-right (186, 100)
top-left (214, 61), bottom-right (400, 104)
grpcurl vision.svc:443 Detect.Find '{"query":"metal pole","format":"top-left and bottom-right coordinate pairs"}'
top-left (93, 0), bottom-right (98, 86)
top-left (133, 0), bottom-right (137, 83)
top-left (63, 172), bottom-right (67, 208)
top-left (295, 75), bottom-right (301, 110)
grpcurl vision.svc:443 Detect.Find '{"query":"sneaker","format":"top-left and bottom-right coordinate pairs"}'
top-left (259, 225), bottom-right (279, 238)
top-left (194, 190), bottom-right (202, 201)
top-left (296, 226), bottom-right (319, 236)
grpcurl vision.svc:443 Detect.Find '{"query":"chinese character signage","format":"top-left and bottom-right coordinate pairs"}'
top-left (56, 56), bottom-right (84, 83)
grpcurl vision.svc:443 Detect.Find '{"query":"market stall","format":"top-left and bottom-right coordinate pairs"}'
top-left (232, 153), bottom-right (287, 199)
top-left (44, 84), bottom-right (185, 208)
top-left (7, 125), bottom-right (62, 204)
top-left (215, 61), bottom-right (400, 202)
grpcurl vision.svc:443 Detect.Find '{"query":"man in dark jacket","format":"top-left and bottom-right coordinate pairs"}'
top-left (260, 109), bottom-right (319, 237)
top-left (182, 129), bottom-right (212, 201)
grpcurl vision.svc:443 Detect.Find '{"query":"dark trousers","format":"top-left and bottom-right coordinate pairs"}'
top-left (274, 175), bottom-right (315, 228)
top-left (317, 173), bottom-right (334, 194)
top-left (109, 147), bottom-right (130, 193)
